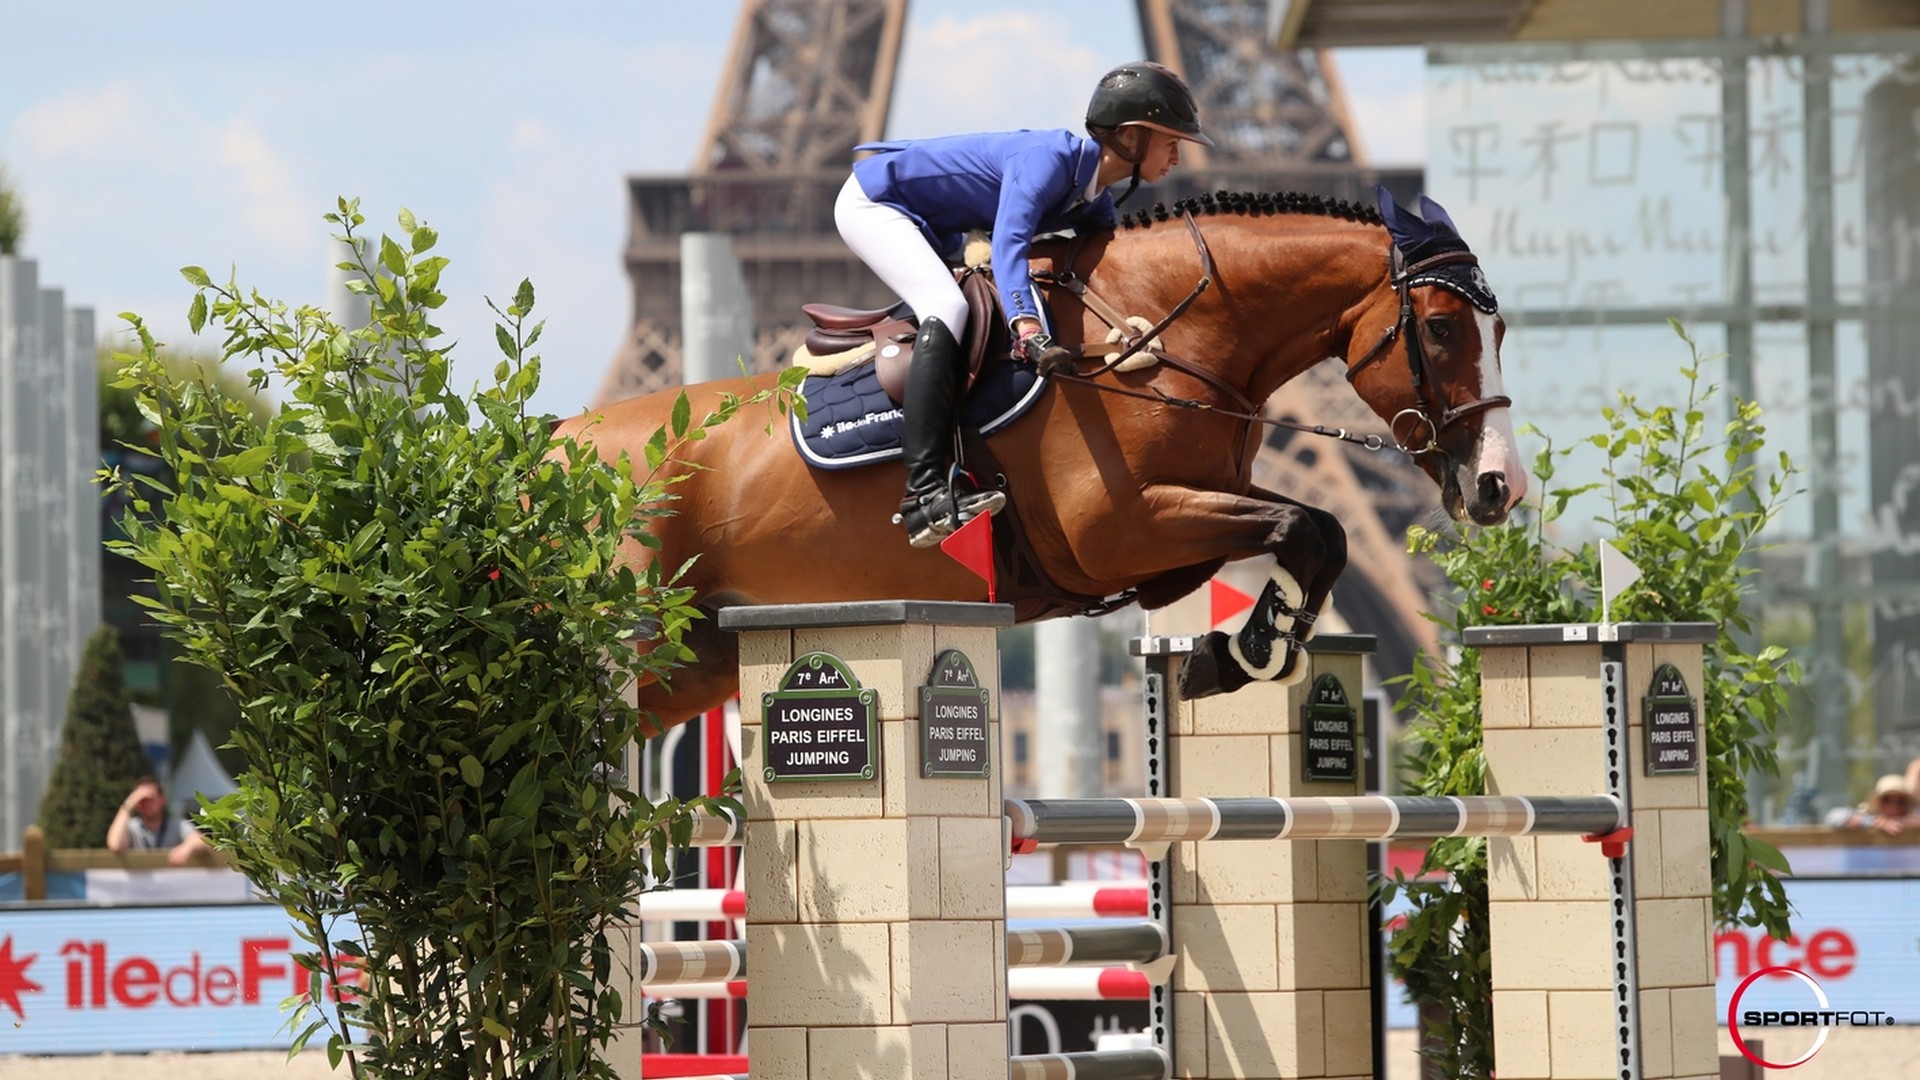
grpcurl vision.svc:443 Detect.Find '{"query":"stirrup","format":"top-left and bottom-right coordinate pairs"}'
top-left (954, 487), bottom-right (1006, 517)
top-left (894, 487), bottom-right (1000, 548)
top-left (947, 465), bottom-right (1006, 517)
top-left (895, 491), bottom-right (966, 548)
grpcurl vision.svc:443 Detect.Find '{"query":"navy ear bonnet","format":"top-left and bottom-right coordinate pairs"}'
top-left (1376, 185), bottom-right (1499, 315)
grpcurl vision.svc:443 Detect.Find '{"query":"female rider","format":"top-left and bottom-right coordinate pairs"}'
top-left (836, 60), bottom-right (1214, 547)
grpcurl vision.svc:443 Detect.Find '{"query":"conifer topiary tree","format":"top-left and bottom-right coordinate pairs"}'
top-left (0, 164), bottom-right (24, 255)
top-left (37, 625), bottom-right (153, 847)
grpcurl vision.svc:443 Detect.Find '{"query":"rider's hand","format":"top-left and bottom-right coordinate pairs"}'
top-left (1014, 329), bottom-right (1074, 377)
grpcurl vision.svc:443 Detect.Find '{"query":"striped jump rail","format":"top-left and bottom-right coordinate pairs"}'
top-left (1004, 794), bottom-right (1625, 849)
top-left (693, 795), bottom-right (1627, 850)
top-left (644, 979), bottom-right (747, 1000)
top-left (1005, 965), bottom-right (1161, 1001)
top-left (639, 887), bottom-right (748, 922)
top-left (1007, 880), bottom-right (1150, 919)
top-left (637, 1047), bottom-right (1170, 1080)
top-left (641, 1054), bottom-right (748, 1079)
top-left (636, 883), bottom-right (1152, 922)
top-left (684, 809), bottom-right (744, 848)
top-left (643, 923), bottom-right (1163, 992)
top-left (638, 939), bottom-right (744, 986)
top-left (1013, 1047), bottom-right (1171, 1080)
top-left (644, 964), bottom-right (1164, 1003)
top-left (1007, 921), bottom-right (1167, 967)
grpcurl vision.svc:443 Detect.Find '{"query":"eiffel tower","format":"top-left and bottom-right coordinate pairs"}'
top-left (596, 0), bottom-right (1442, 675)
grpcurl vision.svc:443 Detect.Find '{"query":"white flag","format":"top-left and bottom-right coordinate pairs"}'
top-left (1599, 539), bottom-right (1643, 608)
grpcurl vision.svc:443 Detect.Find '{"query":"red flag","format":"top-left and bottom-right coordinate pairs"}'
top-left (1209, 577), bottom-right (1256, 631)
top-left (940, 512), bottom-right (996, 602)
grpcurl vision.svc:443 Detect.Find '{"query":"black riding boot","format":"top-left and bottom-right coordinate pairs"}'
top-left (897, 317), bottom-right (1006, 547)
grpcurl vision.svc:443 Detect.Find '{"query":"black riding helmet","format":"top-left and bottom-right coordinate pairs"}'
top-left (1085, 61), bottom-right (1215, 163)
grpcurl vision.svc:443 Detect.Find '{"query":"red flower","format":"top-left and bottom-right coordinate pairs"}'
top-left (1482, 579), bottom-right (1495, 591)
top-left (488, 568), bottom-right (501, 581)
top-left (1482, 604), bottom-right (1498, 616)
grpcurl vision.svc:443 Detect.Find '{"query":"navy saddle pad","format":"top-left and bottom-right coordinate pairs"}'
top-left (789, 361), bottom-right (1045, 470)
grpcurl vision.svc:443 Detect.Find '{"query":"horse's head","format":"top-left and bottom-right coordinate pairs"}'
top-left (1346, 187), bottom-right (1528, 526)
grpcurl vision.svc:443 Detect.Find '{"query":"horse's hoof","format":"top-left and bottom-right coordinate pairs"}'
top-left (1177, 631), bottom-right (1252, 701)
top-left (1177, 649), bottom-right (1221, 700)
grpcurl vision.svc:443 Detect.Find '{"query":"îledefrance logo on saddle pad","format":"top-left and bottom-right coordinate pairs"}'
top-left (789, 357), bottom-right (1045, 470)
top-left (1375, 185), bottom-right (1498, 315)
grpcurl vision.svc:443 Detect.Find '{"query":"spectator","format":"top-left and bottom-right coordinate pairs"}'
top-left (106, 776), bottom-right (210, 865)
top-left (1837, 774), bottom-right (1920, 837)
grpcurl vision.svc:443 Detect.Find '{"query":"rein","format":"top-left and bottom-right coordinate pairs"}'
top-left (1030, 213), bottom-right (1255, 413)
top-left (1032, 365), bottom-right (1390, 451)
top-left (1031, 220), bottom-right (1507, 457)
top-left (1030, 213), bottom-right (1383, 453)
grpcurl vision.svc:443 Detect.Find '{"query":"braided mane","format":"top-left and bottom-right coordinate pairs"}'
top-left (1116, 190), bottom-right (1382, 231)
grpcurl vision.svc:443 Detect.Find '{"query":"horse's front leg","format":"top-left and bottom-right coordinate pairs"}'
top-left (1083, 486), bottom-right (1347, 700)
top-left (1184, 490), bottom-right (1347, 700)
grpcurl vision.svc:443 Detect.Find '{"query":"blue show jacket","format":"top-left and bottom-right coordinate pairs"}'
top-left (851, 129), bottom-right (1116, 325)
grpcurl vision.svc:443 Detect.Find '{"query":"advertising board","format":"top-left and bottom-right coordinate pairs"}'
top-left (1379, 876), bottom-right (1920, 1030)
top-left (0, 904), bottom-right (350, 1053)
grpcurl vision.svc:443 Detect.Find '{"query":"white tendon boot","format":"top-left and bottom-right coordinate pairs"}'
top-left (1225, 566), bottom-right (1323, 687)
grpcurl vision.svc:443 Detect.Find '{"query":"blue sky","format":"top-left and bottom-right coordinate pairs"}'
top-left (0, 2), bottom-right (1422, 419)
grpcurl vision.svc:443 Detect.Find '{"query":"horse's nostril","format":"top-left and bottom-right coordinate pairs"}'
top-left (1477, 471), bottom-right (1508, 510)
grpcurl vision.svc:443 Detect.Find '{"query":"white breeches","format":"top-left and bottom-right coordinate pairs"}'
top-left (834, 173), bottom-right (969, 333)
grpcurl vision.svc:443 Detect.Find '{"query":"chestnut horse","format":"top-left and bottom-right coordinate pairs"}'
top-left (558, 188), bottom-right (1527, 729)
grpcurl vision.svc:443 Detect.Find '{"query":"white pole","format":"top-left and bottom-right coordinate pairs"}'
top-left (679, 233), bottom-right (756, 386)
top-left (325, 237), bottom-right (371, 332)
top-left (38, 288), bottom-right (73, 747)
top-left (1, 256), bottom-right (46, 844)
top-left (1037, 616), bottom-right (1103, 799)
top-left (0, 256), bottom-right (19, 845)
top-left (66, 306), bottom-right (100, 654)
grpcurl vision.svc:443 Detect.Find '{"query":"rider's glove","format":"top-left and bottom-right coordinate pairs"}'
top-left (1014, 330), bottom-right (1075, 377)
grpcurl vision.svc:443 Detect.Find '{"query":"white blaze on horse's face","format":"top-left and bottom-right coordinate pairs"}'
top-left (1470, 310), bottom-right (1528, 516)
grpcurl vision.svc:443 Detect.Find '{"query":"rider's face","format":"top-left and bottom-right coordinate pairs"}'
top-left (1140, 132), bottom-right (1182, 183)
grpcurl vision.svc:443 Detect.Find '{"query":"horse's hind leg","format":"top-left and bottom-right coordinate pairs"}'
top-left (1178, 492), bottom-right (1347, 701)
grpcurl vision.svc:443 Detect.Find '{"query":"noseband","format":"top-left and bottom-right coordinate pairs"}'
top-left (1347, 247), bottom-right (1512, 457)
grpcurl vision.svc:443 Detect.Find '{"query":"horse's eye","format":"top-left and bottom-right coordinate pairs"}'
top-left (1424, 316), bottom-right (1453, 343)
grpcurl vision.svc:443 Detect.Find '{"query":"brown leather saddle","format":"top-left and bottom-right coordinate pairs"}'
top-left (799, 269), bottom-right (1012, 403)
top-left (798, 267), bottom-right (1120, 624)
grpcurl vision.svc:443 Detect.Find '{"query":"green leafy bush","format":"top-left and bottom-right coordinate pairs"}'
top-left (107, 199), bottom-right (800, 1078)
top-left (98, 341), bottom-right (266, 763)
top-left (1380, 322), bottom-right (1800, 1078)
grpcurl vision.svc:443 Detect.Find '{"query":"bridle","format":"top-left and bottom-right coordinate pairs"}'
top-left (1346, 246), bottom-right (1511, 457)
